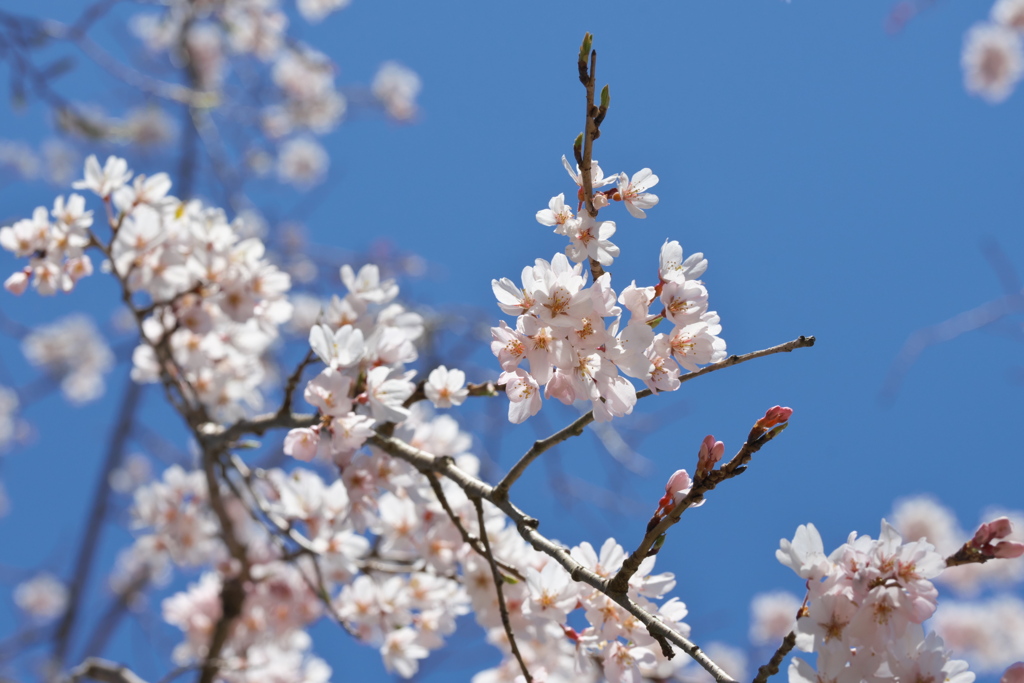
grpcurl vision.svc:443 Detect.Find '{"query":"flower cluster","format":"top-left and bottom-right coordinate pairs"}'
top-left (778, 521), bottom-right (973, 683)
top-left (2, 155), bottom-right (295, 419)
top-left (962, 0), bottom-right (1024, 102)
top-left (281, 263), bottom-right (461, 463)
top-left (491, 157), bottom-right (725, 423)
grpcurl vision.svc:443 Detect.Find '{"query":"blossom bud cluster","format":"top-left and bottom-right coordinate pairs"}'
top-left (492, 158), bottom-right (726, 423)
top-left (777, 521), bottom-right (974, 683)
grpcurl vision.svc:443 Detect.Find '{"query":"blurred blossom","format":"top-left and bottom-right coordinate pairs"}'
top-left (289, 293), bottom-right (326, 334)
top-left (277, 137), bottom-right (329, 188)
top-left (124, 107), bottom-right (176, 147)
top-left (110, 453), bottom-right (154, 494)
top-left (993, 0), bottom-right (1024, 30)
top-left (42, 139), bottom-right (80, 185)
top-left (963, 23), bottom-right (1024, 102)
top-left (891, 495), bottom-right (963, 555)
top-left (686, 642), bottom-right (747, 683)
top-left (297, 0), bottom-right (350, 23)
top-left (22, 314), bottom-right (115, 404)
top-left (0, 141), bottom-right (42, 180)
top-left (233, 209), bottom-right (269, 239)
top-left (749, 591), bottom-right (801, 646)
top-left (246, 148), bottom-right (274, 176)
top-left (14, 573), bottom-right (68, 620)
top-left (372, 61), bottom-right (421, 121)
top-left (0, 385), bottom-right (19, 450)
top-left (184, 23), bottom-right (226, 90)
top-left (933, 595), bottom-right (1024, 672)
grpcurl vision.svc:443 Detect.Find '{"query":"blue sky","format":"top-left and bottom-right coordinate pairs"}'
top-left (1, 0), bottom-right (1023, 681)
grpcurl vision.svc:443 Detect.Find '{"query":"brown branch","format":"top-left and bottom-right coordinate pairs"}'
top-left (608, 420), bottom-right (791, 595)
top-left (473, 498), bottom-right (532, 683)
top-left (752, 631), bottom-right (797, 683)
top-left (366, 432), bottom-right (737, 683)
top-left (425, 473), bottom-right (525, 582)
top-left (492, 335), bottom-right (815, 501)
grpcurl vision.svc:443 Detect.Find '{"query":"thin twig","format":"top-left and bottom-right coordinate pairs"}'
top-left (366, 433), bottom-right (737, 683)
top-left (472, 498), bottom-right (532, 683)
top-left (492, 335), bottom-right (815, 500)
top-left (426, 473), bottom-right (525, 582)
top-left (608, 420), bottom-right (791, 594)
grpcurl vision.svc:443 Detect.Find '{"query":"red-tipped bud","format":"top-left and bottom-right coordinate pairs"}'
top-left (1001, 662), bottom-right (1024, 683)
top-left (757, 405), bottom-right (793, 430)
top-left (696, 435), bottom-right (725, 477)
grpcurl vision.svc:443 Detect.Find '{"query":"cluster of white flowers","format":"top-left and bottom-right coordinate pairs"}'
top-left (962, 0), bottom-right (1024, 102)
top-left (490, 157), bottom-right (725, 423)
top-left (3, 155), bottom-right (294, 419)
top-left (282, 263), bottom-right (436, 463)
top-left (778, 521), bottom-right (974, 683)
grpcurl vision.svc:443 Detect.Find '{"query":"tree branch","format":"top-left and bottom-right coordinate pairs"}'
top-left (472, 498), bottom-right (532, 683)
top-left (492, 335), bottom-right (815, 501)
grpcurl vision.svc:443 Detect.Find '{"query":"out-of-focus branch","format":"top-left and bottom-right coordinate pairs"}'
top-left (492, 335), bottom-right (816, 501)
top-left (880, 291), bottom-right (1024, 402)
top-left (69, 658), bottom-right (149, 683)
top-left (472, 498), bottom-right (532, 683)
top-left (51, 379), bottom-right (143, 667)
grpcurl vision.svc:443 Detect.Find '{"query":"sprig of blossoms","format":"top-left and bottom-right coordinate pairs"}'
top-left (778, 521), bottom-right (975, 683)
top-left (491, 238), bottom-right (725, 423)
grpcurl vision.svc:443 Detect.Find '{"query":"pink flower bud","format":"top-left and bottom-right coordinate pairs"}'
top-left (972, 517), bottom-right (1013, 546)
top-left (1001, 662), bottom-right (1024, 683)
top-left (696, 435), bottom-right (725, 474)
top-left (757, 405), bottom-right (794, 430)
top-left (994, 541), bottom-right (1024, 559)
